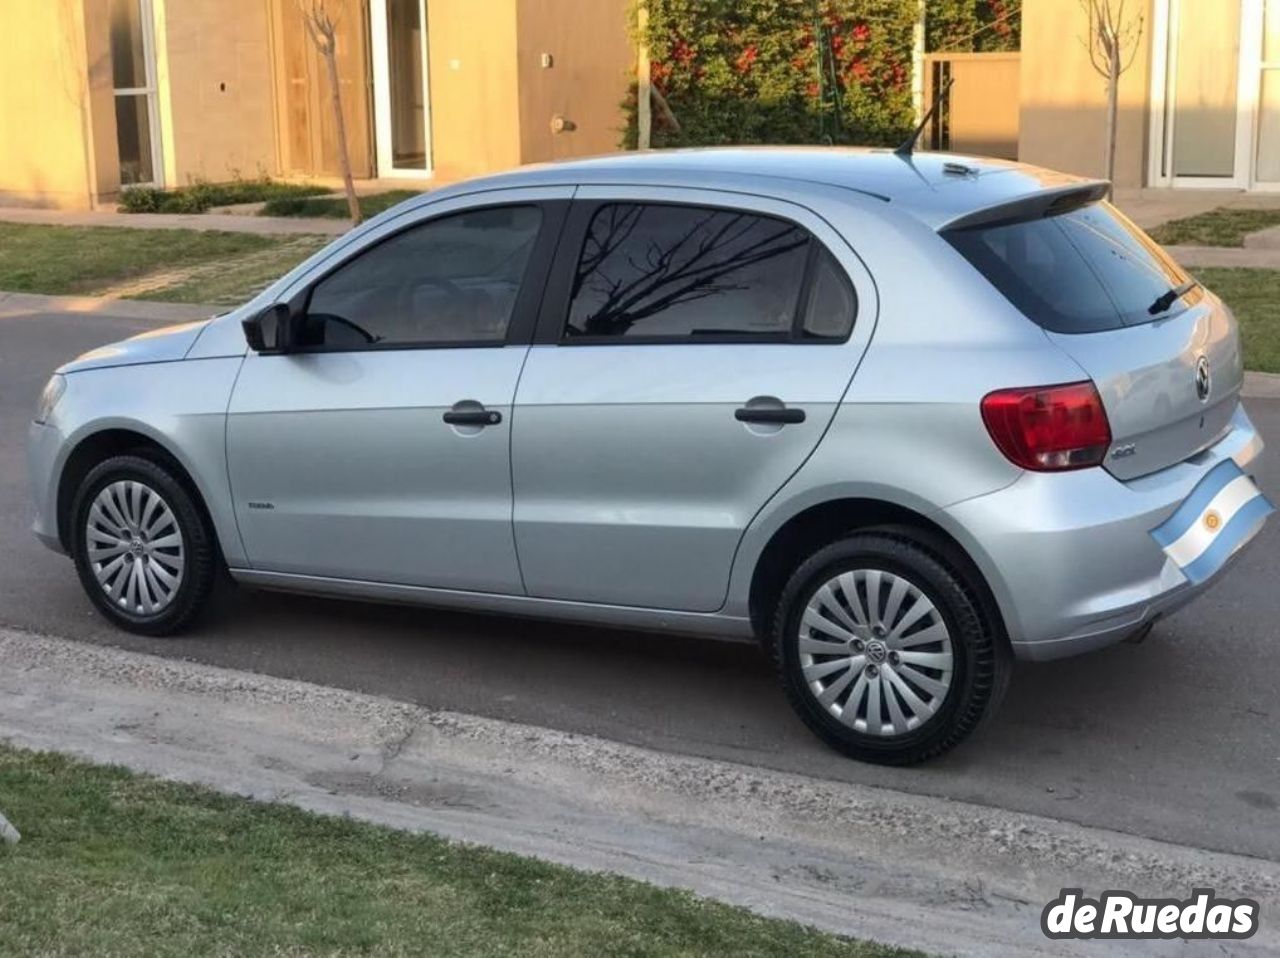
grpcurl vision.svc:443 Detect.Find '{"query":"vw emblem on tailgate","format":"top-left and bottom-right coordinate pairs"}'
top-left (1195, 355), bottom-right (1212, 403)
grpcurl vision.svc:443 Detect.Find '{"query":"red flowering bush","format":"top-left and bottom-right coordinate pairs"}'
top-left (623, 0), bottom-right (1019, 148)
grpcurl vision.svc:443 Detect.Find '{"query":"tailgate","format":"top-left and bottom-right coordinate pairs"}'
top-left (941, 196), bottom-right (1244, 480)
top-left (1045, 295), bottom-right (1244, 480)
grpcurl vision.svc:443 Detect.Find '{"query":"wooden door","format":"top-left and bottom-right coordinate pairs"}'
top-left (271, 0), bottom-right (374, 178)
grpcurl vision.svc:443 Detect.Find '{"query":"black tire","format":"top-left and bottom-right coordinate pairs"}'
top-left (771, 530), bottom-right (1009, 766)
top-left (70, 454), bottom-right (218, 636)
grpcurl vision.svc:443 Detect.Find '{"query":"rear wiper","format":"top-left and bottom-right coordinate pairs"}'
top-left (1147, 279), bottom-right (1199, 316)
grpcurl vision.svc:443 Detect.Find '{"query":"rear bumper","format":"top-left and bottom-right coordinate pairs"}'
top-left (944, 404), bottom-right (1266, 662)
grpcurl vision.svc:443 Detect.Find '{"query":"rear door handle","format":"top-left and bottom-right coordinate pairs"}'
top-left (443, 405), bottom-right (502, 426)
top-left (734, 406), bottom-right (805, 425)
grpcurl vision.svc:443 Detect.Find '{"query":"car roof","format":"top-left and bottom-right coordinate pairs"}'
top-left (422, 147), bottom-right (1106, 231)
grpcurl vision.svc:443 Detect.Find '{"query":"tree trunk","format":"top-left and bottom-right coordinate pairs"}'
top-left (636, 3), bottom-right (651, 149)
top-left (1105, 54), bottom-right (1119, 199)
top-left (322, 38), bottom-right (362, 225)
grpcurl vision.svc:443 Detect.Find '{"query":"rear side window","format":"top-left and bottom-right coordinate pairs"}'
top-left (944, 202), bottom-right (1193, 334)
top-left (563, 203), bottom-right (855, 342)
top-left (802, 246), bottom-right (857, 340)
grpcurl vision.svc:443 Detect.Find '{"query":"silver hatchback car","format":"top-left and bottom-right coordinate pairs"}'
top-left (28, 149), bottom-right (1272, 765)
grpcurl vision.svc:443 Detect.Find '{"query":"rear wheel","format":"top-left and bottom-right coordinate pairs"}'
top-left (70, 455), bottom-right (217, 636)
top-left (771, 531), bottom-right (1008, 765)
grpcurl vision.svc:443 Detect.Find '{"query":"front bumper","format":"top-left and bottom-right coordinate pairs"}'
top-left (944, 404), bottom-right (1266, 661)
top-left (28, 420), bottom-right (66, 554)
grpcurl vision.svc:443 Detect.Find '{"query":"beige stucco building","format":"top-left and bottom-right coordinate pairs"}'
top-left (1020, 0), bottom-right (1280, 192)
top-left (0, 0), bottom-right (633, 209)
top-left (6, 1), bottom-right (1276, 210)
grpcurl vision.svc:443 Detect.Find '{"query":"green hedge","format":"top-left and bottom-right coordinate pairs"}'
top-left (119, 177), bottom-right (330, 215)
top-left (626, 0), bottom-right (1019, 149)
top-left (926, 0), bottom-right (1019, 53)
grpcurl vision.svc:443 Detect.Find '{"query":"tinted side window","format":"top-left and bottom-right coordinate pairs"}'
top-left (302, 206), bottom-right (542, 349)
top-left (944, 202), bottom-right (1191, 334)
top-left (802, 245), bottom-right (857, 340)
top-left (564, 204), bottom-right (813, 340)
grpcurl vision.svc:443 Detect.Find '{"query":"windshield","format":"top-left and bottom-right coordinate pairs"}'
top-left (944, 201), bottom-right (1198, 334)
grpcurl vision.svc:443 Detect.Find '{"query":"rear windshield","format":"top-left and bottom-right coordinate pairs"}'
top-left (944, 202), bottom-right (1194, 334)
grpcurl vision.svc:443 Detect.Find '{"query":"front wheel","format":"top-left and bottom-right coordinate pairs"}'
top-left (70, 454), bottom-right (218, 636)
top-left (771, 531), bottom-right (1008, 765)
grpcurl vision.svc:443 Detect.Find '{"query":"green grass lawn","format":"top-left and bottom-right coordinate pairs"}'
top-left (0, 223), bottom-right (280, 296)
top-left (0, 746), bottom-right (918, 958)
top-left (136, 234), bottom-right (331, 306)
top-left (1147, 208), bottom-right (1280, 247)
top-left (1198, 267), bottom-right (1280, 374)
top-left (0, 223), bottom-right (328, 306)
top-left (260, 189), bottom-right (421, 220)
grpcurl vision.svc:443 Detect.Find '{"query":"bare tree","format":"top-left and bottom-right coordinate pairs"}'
top-left (1081, 0), bottom-right (1144, 197)
top-left (298, 0), bottom-right (362, 224)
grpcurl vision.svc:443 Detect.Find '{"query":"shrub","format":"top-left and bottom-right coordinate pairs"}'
top-left (625, 0), bottom-right (1019, 149)
top-left (118, 176), bottom-right (329, 214)
top-left (926, 0), bottom-right (1020, 53)
top-left (259, 190), bottom-right (419, 220)
top-left (118, 186), bottom-right (167, 214)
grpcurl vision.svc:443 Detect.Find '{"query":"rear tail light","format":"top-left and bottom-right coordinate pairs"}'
top-left (980, 381), bottom-right (1112, 471)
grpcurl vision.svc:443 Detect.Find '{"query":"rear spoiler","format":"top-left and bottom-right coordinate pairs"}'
top-left (937, 181), bottom-right (1111, 233)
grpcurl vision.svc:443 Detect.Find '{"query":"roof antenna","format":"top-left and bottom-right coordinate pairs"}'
top-left (894, 76), bottom-right (954, 157)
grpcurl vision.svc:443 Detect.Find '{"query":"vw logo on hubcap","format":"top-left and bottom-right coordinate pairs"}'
top-left (865, 640), bottom-right (888, 664)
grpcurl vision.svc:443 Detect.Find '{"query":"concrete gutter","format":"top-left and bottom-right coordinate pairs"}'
top-left (1246, 371), bottom-right (1280, 400)
top-left (0, 291), bottom-right (220, 323)
top-left (1, 628), bottom-right (1276, 957)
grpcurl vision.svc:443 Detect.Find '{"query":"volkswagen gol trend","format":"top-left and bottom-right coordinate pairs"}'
top-left (28, 149), bottom-right (1272, 764)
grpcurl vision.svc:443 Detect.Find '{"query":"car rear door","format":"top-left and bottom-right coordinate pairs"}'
top-left (510, 187), bottom-right (877, 612)
top-left (226, 189), bottom-right (569, 592)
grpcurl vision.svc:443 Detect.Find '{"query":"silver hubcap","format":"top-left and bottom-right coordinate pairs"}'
top-left (799, 568), bottom-right (954, 737)
top-left (86, 480), bottom-right (184, 616)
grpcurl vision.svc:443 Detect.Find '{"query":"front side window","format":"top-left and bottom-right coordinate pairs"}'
top-left (565, 203), bottom-right (850, 341)
top-left (302, 205), bottom-right (543, 349)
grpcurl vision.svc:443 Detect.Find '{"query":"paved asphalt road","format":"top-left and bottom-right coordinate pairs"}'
top-left (2, 306), bottom-right (1278, 862)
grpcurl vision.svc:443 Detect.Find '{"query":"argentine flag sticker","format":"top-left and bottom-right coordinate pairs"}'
top-left (1152, 460), bottom-right (1274, 585)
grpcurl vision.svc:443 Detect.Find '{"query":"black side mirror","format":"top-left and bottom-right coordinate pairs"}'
top-left (242, 303), bottom-right (292, 354)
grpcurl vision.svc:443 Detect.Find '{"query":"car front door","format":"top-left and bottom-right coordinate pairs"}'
top-left (511, 187), bottom-right (875, 612)
top-left (226, 189), bottom-right (569, 592)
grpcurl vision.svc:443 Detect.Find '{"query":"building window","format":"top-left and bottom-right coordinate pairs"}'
top-left (109, 0), bottom-right (160, 186)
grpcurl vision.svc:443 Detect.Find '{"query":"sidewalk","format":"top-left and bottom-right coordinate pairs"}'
top-left (9, 199), bottom-right (1280, 268)
top-left (1166, 244), bottom-right (1280, 269)
top-left (1113, 187), bottom-right (1280, 230)
top-left (2, 627), bottom-right (1277, 958)
top-left (0, 205), bottom-right (347, 236)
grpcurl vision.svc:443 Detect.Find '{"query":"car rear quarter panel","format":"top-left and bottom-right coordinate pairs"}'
top-left (724, 205), bottom-right (1088, 628)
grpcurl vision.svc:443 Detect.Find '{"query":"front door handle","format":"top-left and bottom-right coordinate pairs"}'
top-left (734, 406), bottom-right (805, 425)
top-left (443, 404), bottom-right (502, 427)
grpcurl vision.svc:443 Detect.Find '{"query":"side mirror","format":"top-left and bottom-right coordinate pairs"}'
top-left (242, 303), bottom-right (291, 354)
